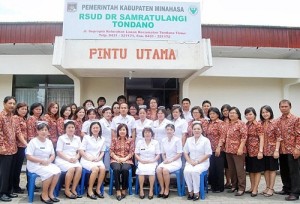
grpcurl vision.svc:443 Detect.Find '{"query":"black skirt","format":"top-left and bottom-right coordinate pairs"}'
top-left (245, 156), bottom-right (265, 173)
top-left (264, 156), bottom-right (279, 171)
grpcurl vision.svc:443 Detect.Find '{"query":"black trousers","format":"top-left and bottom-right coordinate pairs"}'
top-left (110, 162), bottom-right (132, 191)
top-left (0, 154), bottom-right (16, 195)
top-left (209, 152), bottom-right (225, 192)
top-left (279, 154), bottom-right (300, 196)
top-left (12, 147), bottom-right (26, 190)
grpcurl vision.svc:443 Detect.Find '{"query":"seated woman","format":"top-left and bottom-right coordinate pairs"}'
top-left (110, 124), bottom-right (134, 201)
top-left (156, 124), bottom-right (182, 199)
top-left (183, 121), bottom-right (212, 200)
top-left (26, 122), bottom-right (61, 204)
top-left (79, 122), bottom-right (106, 200)
top-left (55, 120), bottom-right (82, 199)
top-left (135, 127), bottom-right (160, 199)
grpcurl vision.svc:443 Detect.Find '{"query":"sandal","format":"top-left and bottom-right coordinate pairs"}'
top-left (260, 187), bottom-right (269, 195)
top-left (264, 189), bottom-right (274, 197)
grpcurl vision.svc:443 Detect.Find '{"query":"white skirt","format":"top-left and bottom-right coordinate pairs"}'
top-left (136, 162), bottom-right (158, 175)
top-left (55, 157), bottom-right (82, 172)
top-left (157, 160), bottom-right (182, 173)
top-left (28, 163), bottom-right (61, 181)
top-left (80, 158), bottom-right (105, 171)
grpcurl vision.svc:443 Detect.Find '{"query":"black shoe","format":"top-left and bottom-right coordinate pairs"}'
top-left (148, 195), bottom-right (153, 200)
top-left (121, 193), bottom-right (126, 199)
top-left (40, 195), bottom-right (53, 204)
top-left (49, 197), bottom-right (60, 202)
top-left (193, 195), bottom-right (200, 201)
top-left (187, 194), bottom-right (194, 200)
top-left (275, 190), bottom-right (289, 195)
top-left (87, 192), bottom-right (97, 200)
top-left (116, 195), bottom-right (122, 201)
top-left (285, 195), bottom-right (299, 201)
top-left (163, 193), bottom-right (169, 199)
top-left (6, 193), bottom-right (18, 198)
top-left (139, 194), bottom-right (145, 199)
top-left (65, 193), bottom-right (76, 199)
top-left (251, 192), bottom-right (258, 197)
top-left (0, 194), bottom-right (12, 202)
top-left (71, 191), bottom-right (82, 198)
top-left (13, 188), bottom-right (25, 194)
top-left (227, 188), bottom-right (237, 193)
top-left (157, 193), bottom-right (163, 198)
top-left (95, 191), bottom-right (104, 198)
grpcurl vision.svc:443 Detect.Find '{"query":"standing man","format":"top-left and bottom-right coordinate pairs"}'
top-left (117, 95), bottom-right (127, 104)
top-left (275, 99), bottom-right (300, 201)
top-left (0, 96), bottom-right (20, 202)
top-left (111, 103), bottom-right (136, 141)
top-left (135, 96), bottom-right (145, 106)
top-left (181, 98), bottom-right (193, 122)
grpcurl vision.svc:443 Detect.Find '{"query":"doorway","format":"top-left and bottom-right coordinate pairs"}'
top-left (125, 78), bottom-right (179, 109)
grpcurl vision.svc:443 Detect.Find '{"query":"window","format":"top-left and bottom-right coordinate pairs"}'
top-left (13, 75), bottom-right (74, 108)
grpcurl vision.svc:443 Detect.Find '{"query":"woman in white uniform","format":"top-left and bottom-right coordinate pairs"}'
top-left (81, 108), bottom-right (97, 136)
top-left (152, 107), bottom-right (172, 145)
top-left (135, 127), bottom-right (160, 199)
top-left (55, 120), bottom-right (82, 199)
top-left (135, 105), bottom-right (153, 145)
top-left (183, 121), bottom-right (212, 201)
top-left (26, 122), bottom-right (61, 203)
top-left (171, 105), bottom-right (188, 146)
top-left (99, 106), bottom-right (112, 170)
top-left (156, 124), bottom-right (182, 198)
top-left (79, 122), bottom-right (106, 200)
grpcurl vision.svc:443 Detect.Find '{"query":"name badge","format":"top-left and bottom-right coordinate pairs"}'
top-left (66, 143), bottom-right (71, 145)
top-left (141, 148), bottom-right (145, 150)
top-left (40, 147), bottom-right (45, 149)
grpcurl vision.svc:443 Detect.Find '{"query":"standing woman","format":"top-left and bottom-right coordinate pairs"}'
top-left (183, 122), bottom-right (212, 200)
top-left (26, 122), bottom-right (61, 203)
top-left (57, 105), bottom-right (72, 136)
top-left (206, 107), bottom-right (225, 193)
top-left (99, 106), bottom-right (113, 170)
top-left (260, 105), bottom-right (281, 197)
top-left (55, 120), bottom-right (82, 199)
top-left (79, 122), bottom-right (106, 200)
top-left (202, 100), bottom-right (211, 120)
top-left (221, 104), bottom-right (232, 189)
top-left (0, 96), bottom-right (20, 202)
top-left (171, 105), bottom-right (188, 146)
top-left (81, 108), bottom-right (98, 136)
top-left (27, 103), bottom-right (44, 142)
top-left (135, 127), bottom-right (160, 199)
top-left (187, 106), bottom-right (207, 138)
top-left (156, 124), bottom-right (182, 198)
top-left (135, 105), bottom-right (153, 145)
top-left (73, 107), bottom-right (85, 139)
top-left (218, 107), bottom-right (247, 196)
top-left (44, 102), bottom-right (59, 148)
top-left (244, 107), bottom-right (264, 197)
top-left (69, 103), bottom-right (77, 119)
top-left (111, 102), bottom-right (120, 118)
top-left (147, 97), bottom-right (158, 121)
top-left (12, 103), bottom-right (29, 194)
top-left (110, 124), bottom-right (134, 201)
top-left (152, 107), bottom-right (172, 145)
top-left (129, 103), bottom-right (139, 120)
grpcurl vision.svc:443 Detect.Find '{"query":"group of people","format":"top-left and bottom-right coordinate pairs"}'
top-left (0, 94), bottom-right (299, 203)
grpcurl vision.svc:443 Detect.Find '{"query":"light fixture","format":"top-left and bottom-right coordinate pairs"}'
top-left (129, 71), bottom-right (135, 80)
